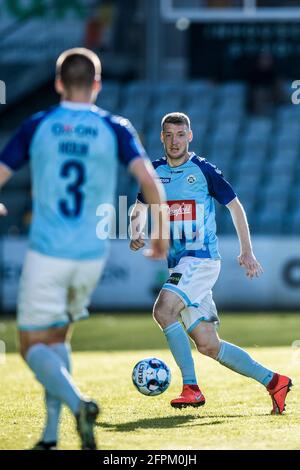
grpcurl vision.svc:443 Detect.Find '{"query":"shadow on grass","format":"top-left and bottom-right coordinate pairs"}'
top-left (96, 411), bottom-right (272, 433)
top-left (97, 415), bottom-right (225, 432)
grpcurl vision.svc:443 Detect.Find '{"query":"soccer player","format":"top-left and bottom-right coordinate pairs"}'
top-left (130, 112), bottom-right (292, 414)
top-left (0, 48), bottom-right (167, 450)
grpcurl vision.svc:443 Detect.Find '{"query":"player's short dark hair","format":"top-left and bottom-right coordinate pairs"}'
top-left (56, 48), bottom-right (101, 90)
top-left (161, 112), bottom-right (191, 131)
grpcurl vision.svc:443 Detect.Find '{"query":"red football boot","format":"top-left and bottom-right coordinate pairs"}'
top-left (170, 384), bottom-right (205, 409)
top-left (267, 374), bottom-right (293, 415)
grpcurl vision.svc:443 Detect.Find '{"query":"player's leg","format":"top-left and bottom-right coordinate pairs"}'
top-left (42, 341), bottom-right (72, 447)
top-left (153, 289), bottom-right (198, 386)
top-left (161, 257), bottom-right (221, 408)
top-left (20, 325), bottom-right (92, 443)
top-left (66, 257), bottom-right (106, 447)
top-left (17, 251), bottom-right (100, 449)
top-left (189, 321), bottom-right (292, 414)
top-left (153, 283), bottom-right (205, 408)
top-left (19, 328), bottom-right (72, 449)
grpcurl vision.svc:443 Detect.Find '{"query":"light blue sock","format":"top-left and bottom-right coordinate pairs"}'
top-left (216, 341), bottom-right (274, 386)
top-left (26, 343), bottom-right (82, 416)
top-left (42, 343), bottom-right (72, 443)
top-left (163, 322), bottom-right (197, 385)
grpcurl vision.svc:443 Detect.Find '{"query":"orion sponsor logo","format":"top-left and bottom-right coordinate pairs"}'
top-left (52, 123), bottom-right (98, 137)
top-left (0, 81), bottom-right (6, 104)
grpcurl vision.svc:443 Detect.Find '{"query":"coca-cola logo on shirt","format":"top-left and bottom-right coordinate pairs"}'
top-left (163, 200), bottom-right (196, 221)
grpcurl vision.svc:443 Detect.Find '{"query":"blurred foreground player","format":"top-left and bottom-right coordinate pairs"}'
top-left (0, 48), bottom-right (167, 449)
top-left (130, 112), bottom-right (292, 414)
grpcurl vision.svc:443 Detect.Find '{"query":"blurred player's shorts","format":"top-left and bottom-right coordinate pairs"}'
top-left (17, 250), bottom-right (105, 330)
top-left (162, 257), bottom-right (221, 333)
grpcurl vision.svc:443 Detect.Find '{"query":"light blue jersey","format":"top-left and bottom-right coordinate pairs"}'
top-left (138, 153), bottom-right (236, 268)
top-left (0, 102), bottom-right (146, 259)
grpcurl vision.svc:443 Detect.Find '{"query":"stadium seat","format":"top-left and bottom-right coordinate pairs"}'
top-left (119, 107), bottom-right (145, 135)
top-left (283, 207), bottom-right (300, 234)
top-left (273, 134), bottom-right (300, 151)
top-left (269, 157), bottom-right (296, 174)
top-left (238, 145), bottom-right (267, 162)
top-left (215, 102), bottom-right (245, 121)
top-left (267, 169), bottom-right (293, 188)
top-left (207, 141), bottom-right (235, 164)
top-left (123, 82), bottom-right (153, 110)
top-left (236, 157), bottom-right (265, 175)
top-left (96, 81), bottom-right (120, 113)
top-left (214, 121), bottom-right (241, 140)
top-left (272, 147), bottom-right (299, 164)
top-left (184, 96), bottom-right (214, 116)
top-left (245, 117), bottom-right (273, 135)
top-left (255, 209), bottom-right (283, 234)
top-left (185, 80), bottom-right (216, 104)
top-left (276, 105), bottom-right (300, 124)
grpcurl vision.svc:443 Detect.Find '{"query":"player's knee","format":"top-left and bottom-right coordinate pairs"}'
top-left (196, 339), bottom-right (220, 358)
top-left (153, 303), bottom-right (173, 329)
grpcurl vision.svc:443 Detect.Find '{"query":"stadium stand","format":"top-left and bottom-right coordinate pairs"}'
top-left (0, 79), bottom-right (297, 235)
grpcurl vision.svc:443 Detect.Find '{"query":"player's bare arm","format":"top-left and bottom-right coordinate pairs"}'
top-left (129, 201), bottom-right (147, 250)
top-left (226, 197), bottom-right (263, 279)
top-left (129, 158), bottom-right (169, 259)
top-left (0, 163), bottom-right (12, 216)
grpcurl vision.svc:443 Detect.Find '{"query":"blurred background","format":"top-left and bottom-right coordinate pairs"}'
top-left (1, 0), bottom-right (300, 312)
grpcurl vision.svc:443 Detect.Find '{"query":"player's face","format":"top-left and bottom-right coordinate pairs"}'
top-left (161, 123), bottom-right (192, 161)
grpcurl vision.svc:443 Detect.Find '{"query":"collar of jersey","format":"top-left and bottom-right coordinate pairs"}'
top-left (165, 152), bottom-right (196, 169)
top-left (60, 101), bottom-right (94, 110)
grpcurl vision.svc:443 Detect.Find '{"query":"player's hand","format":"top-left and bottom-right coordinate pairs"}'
top-left (0, 203), bottom-right (7, 216)
top-left (130, 232), bottom-right (146, 251)
top-left (238, 252), bottom-right (263, 279)
top-left (143, 238), bottom-right (169, 260)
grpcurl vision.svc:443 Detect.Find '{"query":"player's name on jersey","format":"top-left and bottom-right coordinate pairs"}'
top-left (59, 141), bottom-right (89, 157)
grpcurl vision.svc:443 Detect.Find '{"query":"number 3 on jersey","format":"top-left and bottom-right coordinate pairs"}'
top-left (59, 160), bottom-right (86, 217)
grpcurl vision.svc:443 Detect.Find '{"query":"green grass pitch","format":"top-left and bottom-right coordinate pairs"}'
top-left (0, 313), bottom-right (299, 450)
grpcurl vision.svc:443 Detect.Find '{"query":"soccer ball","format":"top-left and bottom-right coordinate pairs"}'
top-left (132, 357), bottom-right (171, 396)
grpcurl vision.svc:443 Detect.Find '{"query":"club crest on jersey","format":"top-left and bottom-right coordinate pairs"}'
top-left (187, 174), bottom-right (196, 184)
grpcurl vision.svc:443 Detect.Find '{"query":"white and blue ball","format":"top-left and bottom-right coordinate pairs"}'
top-left (132, 357), bottom-right (171, 396)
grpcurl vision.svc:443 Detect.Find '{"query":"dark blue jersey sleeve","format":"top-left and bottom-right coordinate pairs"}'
top-left (103, 114), bottom-right (147, 166)
top-left (0, 111), bottom-right (49, 171)
top-left (193, 156), bottom-right (236, 205)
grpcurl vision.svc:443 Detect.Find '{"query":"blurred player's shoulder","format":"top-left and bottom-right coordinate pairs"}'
top-left (20, 106), bottom-right (59, 132)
